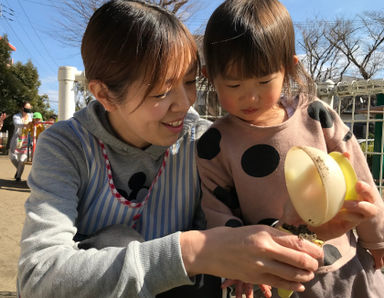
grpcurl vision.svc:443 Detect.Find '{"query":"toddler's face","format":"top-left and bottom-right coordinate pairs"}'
top-left (212, 69), bottom-right (285, 126)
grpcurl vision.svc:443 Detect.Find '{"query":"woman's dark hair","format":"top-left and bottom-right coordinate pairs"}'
top-left (81, 0), bottom-right (199, 104)
top-left (203, 0), bottom-right (314, 98)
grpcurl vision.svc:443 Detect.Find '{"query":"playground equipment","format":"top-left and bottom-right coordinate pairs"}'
top-left (317, 79), bottom-right (384, 192)
top-left (58, 66), bottom-right (86, 121)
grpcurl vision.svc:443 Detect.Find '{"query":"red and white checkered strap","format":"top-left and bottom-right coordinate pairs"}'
top-left (99, 140), bottom-right (169, 208)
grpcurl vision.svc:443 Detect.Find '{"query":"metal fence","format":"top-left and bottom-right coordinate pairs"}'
top-left (195, 78), bottom-right (384, 194)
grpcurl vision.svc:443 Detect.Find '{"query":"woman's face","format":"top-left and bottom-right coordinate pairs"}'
top-left (22, 103), bottom-right (32, 114)
top-left (107, 61), bottom-right (197, 149)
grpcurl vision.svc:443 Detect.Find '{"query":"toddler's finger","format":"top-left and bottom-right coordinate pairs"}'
top-left (343, 200), bottom-right (377, 218)
top-left (355, 181), bottom-right (376, 203)
top-left (221, 279), bottom-right (236, 289)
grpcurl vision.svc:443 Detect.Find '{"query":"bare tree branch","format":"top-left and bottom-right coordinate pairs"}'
top-left (52, 0), bottom-right (197, 48)
top-left (297, 19), bottom-right (344, 82)
top-left (325, 14), bottom-right (384, 80)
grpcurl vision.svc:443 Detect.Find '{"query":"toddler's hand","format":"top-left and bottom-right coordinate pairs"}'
top-left (221, 279), bottom-right (272, 298)
top-left (282, 180), bottom-right (378, 241)
top-left (369, 248), bottom-right (384, 270)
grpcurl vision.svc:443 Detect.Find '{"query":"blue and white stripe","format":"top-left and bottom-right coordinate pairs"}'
top-left (69, 119), bottom-right (200, 241)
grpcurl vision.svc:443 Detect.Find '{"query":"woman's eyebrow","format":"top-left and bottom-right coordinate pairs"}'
top-left (163, 61), bottom-right (198, 85)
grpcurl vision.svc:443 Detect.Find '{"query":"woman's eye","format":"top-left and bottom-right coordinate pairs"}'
top-left (185, 79), bottom-right (197, 85)
top-left (226, 84), bottom-right (240, 88)
top-left (154, 91), bottom-right (169, 99)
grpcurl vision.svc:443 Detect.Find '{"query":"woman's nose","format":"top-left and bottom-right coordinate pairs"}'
top-left (172, 85), bottom-right (194, 112)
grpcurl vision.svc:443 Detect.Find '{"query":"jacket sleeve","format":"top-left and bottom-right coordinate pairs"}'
top-left (12, 113), bottom-right (25, 131)
top-left (18, 123), bottom-right (192, 298)
top-left (324, 105), bottom-right (384, 250)
top-left (196, 126), bottom-right (243, 229)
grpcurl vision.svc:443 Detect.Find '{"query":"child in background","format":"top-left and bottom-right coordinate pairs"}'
top-left (29, 112), bottom-right (45, 140)
top-left (47, 114), bottom-right (57, 123)
top-left (196, 0), bottom-right (384, 297)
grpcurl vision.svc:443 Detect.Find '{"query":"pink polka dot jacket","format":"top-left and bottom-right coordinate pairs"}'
top-left (197, 95), bottom-right (384, 297)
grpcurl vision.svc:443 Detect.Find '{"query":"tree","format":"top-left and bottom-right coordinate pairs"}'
top-left (74, 81), bottom-right (94, 111)
top-left (297, 11), bottom-right (384, 81)
top-left (0, 36), bottom-right (54, 132)
top-left (327, 12), bottom-right (384, 80)
top-left (296, 20), bottom-right (350, 82)
top-left (53, 0), bottom-right (197, 48)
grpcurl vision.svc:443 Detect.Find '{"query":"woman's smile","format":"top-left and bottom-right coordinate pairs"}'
top-left (163, 119), bottom-right (184, 133)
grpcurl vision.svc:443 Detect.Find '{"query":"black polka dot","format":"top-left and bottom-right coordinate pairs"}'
top-left (128, 172), bottom-right (147, 200)
top-left (197, 128), bottom-right (221, 160)
top-left (323, 244), bottom-right (342, 266)
top-left (308, 101), bottom-right (334, 128)
top-left (128, 172), bottom-right (146, 189)
top-left (225, 219), bottom-right (243, 227)
top-left (213, 186), bottom-right (239, 209)
top-left (343, 130), bottom-right (353, 142)
top-left (241, 144), bottom-right (280, 177)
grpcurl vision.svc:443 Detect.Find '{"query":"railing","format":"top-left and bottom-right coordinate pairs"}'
top-left (317, 79), bottom-right (384, 194)
top-left (195, 78), bottom-right (384, 194)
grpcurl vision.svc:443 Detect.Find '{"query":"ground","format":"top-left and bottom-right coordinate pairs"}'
top-left (0, 155), bottom-right (31, 296)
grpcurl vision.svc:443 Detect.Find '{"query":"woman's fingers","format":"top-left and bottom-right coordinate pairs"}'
top-left (272, 230), bottom-right (323, 263)
top-left (189, 226), bottom-right (321, 288)
top-left (256, 254), bottom-right (316, 284)
top-left (257, 272), bottom-right (306, 292)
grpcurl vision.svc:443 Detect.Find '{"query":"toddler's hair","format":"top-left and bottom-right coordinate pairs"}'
top-left (204, 0), bottom-right (315, 99)
top-left (81, 0), bottom-right (199, 104)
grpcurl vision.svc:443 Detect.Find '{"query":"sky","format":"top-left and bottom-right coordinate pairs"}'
top-left (1, 0), bottom-right (384, 113)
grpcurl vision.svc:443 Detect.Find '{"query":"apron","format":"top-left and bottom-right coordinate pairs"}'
top-left (69, 118), bottom-right (201, 240)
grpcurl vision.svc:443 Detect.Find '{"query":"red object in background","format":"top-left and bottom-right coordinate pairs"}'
top-left (0, 36), bottom-right (16, 51)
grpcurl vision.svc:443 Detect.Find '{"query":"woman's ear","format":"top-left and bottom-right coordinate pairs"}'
top-left (88, 81), bottom-right (116, 112)
top-left (293, 55), bottom-right (299, 65)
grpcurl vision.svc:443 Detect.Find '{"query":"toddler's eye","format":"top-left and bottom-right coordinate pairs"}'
top-left (227, 84), bottom-right (240, 88)
top-left (259, 79), bottom-right (272, 85)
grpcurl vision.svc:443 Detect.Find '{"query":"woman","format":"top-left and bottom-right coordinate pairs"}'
top-left (9, 101), bottom-right (32, 181)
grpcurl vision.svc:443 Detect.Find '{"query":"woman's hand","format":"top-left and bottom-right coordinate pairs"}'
top-left (282, 180), bottom-right (378, 241)
top-left (180, 225), bottom-right (323, 293)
